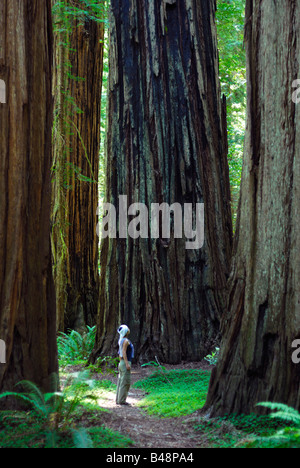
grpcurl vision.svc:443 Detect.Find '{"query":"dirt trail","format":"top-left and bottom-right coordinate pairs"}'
top-left (95, 363), bottom-right (211, 449)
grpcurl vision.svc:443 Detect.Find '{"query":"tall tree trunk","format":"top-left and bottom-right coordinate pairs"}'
top-left (91, 0), bottom-right (233, 364)
top-left (51, 1), bottom-right (104, 331)
top-left (204, 0), bottom-right (300, 416)
top-left (0, 0), bottom-right (58, 399)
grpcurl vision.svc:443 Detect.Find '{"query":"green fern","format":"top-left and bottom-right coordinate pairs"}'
top-left (58, 326), bottom-right (96, 365)
top-left (257, 402), bottom-right (300, 426)
top-left (0, 371), bottom-right (96, 424)
top-left (241, 403), bottom-right (300, 448)
top-left (0, 387), bottom-right (63, 419)
top-left (62, 370), bottom-right (98, 420)
top-left (72, 427), bottom-right (94, 448)
top-left (0, 391), bottom-right (44, 413)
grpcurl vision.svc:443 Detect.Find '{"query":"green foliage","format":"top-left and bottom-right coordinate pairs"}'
top-left (198, 403), bottom-right (300, 448)
top-left (0, 371), bottom-right (98, 424)
top-left (204, 347), bottom-right (220, 366)
top-left (64, 161), bottom-right (96, 186)
top-left (193, 409), bottom-right (299, 448)
top-left (0, 376), bottom-right (60, 420)
top-left (52, 0), bottom-right (109, 32)
top-left (60, 370), bottom-right (99, 422)
top-left (0, 412), bottom-right (52, 448)
top-left (0, 368), bottom-right (133, 448)
top-left (87, 355), bottom-right (120, 377)
top-left (134, 370), bottom-right (211, 418)
top-left (141, 361), bottom-right (162, 369)
top-left (88, 426), bottom-right (133, 449)
top-left (0, 365), bottom-right (133, 449)
top-left (99, 26), bottom-right (109, 202)
top-left (0, 410), bottom-right (132, 449)
top-left (257, 402), bottom-right (300, 424)
top-left (220, 412), bottom-right (291, 437)
top-left (70, 427), bottom-right (94, 448)
top-left (141, 358), bottom-right (173, 386)
top-left (0, 371), bottom-right (98, 448)
top-left (241, 403), bottom-right (300, 448)
top-left (57, 326), bottom-right (120, 376)
top-left (57, 326), bottom-right (96, 366)
top-left (193, 418), bottom-right (241, 448)
top-left (216, 0), bottom-right (246, 228)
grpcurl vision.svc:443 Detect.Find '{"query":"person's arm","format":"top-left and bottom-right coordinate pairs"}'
top-left (122, 339), bottom-right (131, 370)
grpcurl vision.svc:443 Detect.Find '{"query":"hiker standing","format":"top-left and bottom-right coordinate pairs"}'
top-left (116, 325), bottom-right (134, 406)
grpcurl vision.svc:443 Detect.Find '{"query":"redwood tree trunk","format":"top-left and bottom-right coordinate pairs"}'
top-left (204, 0), bottom-right (300, 416)
top-left (0, 0), bottom-right (58, 398)
top-left (52, 2), bottom-right (104, 331)
top-left (92, 0), bottom-right (233, 364)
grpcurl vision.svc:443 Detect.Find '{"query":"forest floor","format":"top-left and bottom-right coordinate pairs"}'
top-left (90, 361), bottom-right (237, 449)
top-left (0, 360), bottom-right (292, 448)
top-left (0, 360), bottom-right (244, 449)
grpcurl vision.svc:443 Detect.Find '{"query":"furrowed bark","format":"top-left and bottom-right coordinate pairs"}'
top-left (91, 0), bottom-right (233, 364)
top-left (51, 2), bottom-right (104, 331)
top-left (204, 0), bottom-right (300, 416)
top-left (0, 0), bottom-right (58, 401)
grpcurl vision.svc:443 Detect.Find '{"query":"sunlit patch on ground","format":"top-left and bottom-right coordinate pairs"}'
top-left (96, 389), bottom-right (141, 410)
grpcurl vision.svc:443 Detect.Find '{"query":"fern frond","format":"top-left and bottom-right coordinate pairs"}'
top-left (72, 428), bottom-right (93, 448)
top-left (257, 402), bottom-right (300, 426)
top-left (45, 430), bottom-right (59, 449)
top-left (16, 380), bottom-right (45, 404)
top-left (0, 391), bottom-right (34, 405)
top-left (0, 391), bottom-right (48, 416)
top-left (270, 411), bottom-right (300, 425)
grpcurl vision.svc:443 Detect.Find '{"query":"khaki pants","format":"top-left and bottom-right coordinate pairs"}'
top-left (116, 360), bottom-right (131, 404)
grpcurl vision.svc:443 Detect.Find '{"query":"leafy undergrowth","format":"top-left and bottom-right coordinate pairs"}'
top-left (193, 413), bottom-right (299, 448)
top-left (0, 410), bottom-right (132, 448)
top-left (134, 369), bottom-right (211, 418)
top-left (134, 369), bottom-right (300, 448)
top-left (1, 367), bottom-right (299, 448)
top-left (0, 327), bottom-right (133, 449)
top-left (1, 335), bottom-right (299, 449)
top-left (0, 375), bottom-right (133, 449)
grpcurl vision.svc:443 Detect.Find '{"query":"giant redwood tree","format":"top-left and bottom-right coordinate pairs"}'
top-left (0, 0), bottom-right (58, 399)
top-left (91, 0), bottom-right (233, 364)
top-left (51, 1), bottom-right (105, 331)
top-left (204, 0), bottom-right (300, 416)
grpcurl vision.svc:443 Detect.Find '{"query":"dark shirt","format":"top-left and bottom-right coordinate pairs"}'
top-left (119, 338), bottom-right (135, 362)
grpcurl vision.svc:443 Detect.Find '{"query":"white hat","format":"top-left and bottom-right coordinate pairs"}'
top-left (117, 325), bottom-right (129, 345)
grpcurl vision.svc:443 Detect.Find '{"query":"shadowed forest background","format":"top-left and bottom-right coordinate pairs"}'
top-left (0, 0), bottom-right (299, 449)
